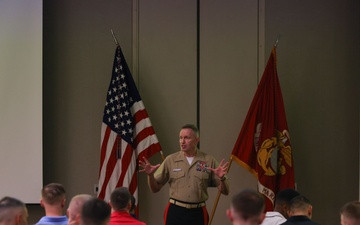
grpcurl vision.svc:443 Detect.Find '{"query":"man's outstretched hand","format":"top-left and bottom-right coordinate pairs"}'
top-left (139, 157), bottom-right (160, 175)
top-left (206, 159), bottom-right (229, 179)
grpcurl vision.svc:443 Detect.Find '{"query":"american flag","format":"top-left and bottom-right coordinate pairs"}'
top-left (98, 46), bottom-right (162, 206)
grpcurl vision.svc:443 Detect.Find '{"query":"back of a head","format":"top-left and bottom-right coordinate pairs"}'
top-left (41, 183), bottom-right (66, 205)
top-left (288, 195), bottom-right (312, 217)
top-left (274, 188), bottom-right (300, 217)
top-left (275, 189), bottom-right (300, 207)
top-left (229, 189), bottom-right (265, 225)
top-left (0, 196), bottom-right (27, 225)
top-left (67, 194), bottom-right (93, 224)
top-left (110, 187), bottom-right (131, 212)
top-left (80, 198), bottom-right (110, 225)
top-left (340, 201), bottom-right (360, 225)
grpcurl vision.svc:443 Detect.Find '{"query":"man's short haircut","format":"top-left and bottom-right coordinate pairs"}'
top-left (0, 196), bottom-right (26, 223)
top-left (68, 194), bottom-right (93, 220)
top-left (275, 188), bottom-right (300, 206)
top-left (110, 187), bottom-right (131, 211)
top-left (232, 189), bottom-right (265, 220)
top-left (340, 201), bottom-right (360, 224)
top-left (181, 124), bottom-right (199, 137)
top-left (41, 183), bottom-right (66, 205)
top-left (289, 195), bottom-right (311, 211)
top-left (81, 198), bottom-right (110, 225)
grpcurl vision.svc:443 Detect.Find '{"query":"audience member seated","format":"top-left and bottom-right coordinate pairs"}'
top-left (281, 195), bottom-right (320, 225)
top-left (226, 189), bottom-right (265, 225)
top-left (67, 194), bottom-right (92, 225)
top-left (340, 201), bottom-right (360, 225)
top-left (261, 188), bottom-right (300, 225)
top-left (109, 187), bottom-right (146, 225)
top-left (0, 196), bottom-right (28, 225)
top-left (80, 198), bottom-right (110, 225)
top-left (35, 183), bottom-right (68, 225)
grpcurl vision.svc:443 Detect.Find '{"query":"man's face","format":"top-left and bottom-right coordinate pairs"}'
top-left (179, 128), bottom-right (199, 153)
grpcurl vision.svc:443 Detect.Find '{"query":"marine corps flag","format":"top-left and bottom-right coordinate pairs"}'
top-left (231, 47), bottom-right (295, 211)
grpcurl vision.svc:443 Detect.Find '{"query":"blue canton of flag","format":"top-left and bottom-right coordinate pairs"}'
top-left (103, 49), bottom-right (140, 148)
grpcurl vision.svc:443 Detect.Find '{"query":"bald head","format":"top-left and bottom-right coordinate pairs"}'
top-left (67, 194), bottom-right (93, 225)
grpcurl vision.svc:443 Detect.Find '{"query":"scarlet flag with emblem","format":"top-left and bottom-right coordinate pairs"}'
top-left (98, 46), bottom-right (162, 213)
top-left (231, 47), bottom-right (295, 211)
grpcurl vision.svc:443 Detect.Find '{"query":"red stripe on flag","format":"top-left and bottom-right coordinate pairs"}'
top-left (138, 143), bottom-right (162, 161)
top-left (98, 135), bottom-right (119, 200)
top-left (99, 126), bottom-right (111, 176)
top-left (115, 143), bottom-right (134, 187)
top-left (133, 126), bottom-right (155, 147)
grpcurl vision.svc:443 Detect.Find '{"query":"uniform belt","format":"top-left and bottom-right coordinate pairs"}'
top-left (169, 198), bottom-right (205, 209)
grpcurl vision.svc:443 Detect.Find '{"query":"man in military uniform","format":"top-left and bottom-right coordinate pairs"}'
top-left (139, 124), bottom-right (229, 225)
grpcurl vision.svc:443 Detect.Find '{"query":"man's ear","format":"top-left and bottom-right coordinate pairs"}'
top-left (75, 214), bottom-right (81, 223)
top-left (307, 205), bottom-right (313, 219)
top-left (126, 201), bottom-right (132, 211)
top-left (226, 209), bottom-right (233, 222)
top-left (40, 199), bottom-right (44, 208)
top-left (15, 213), bottom-right (23, 225)
top-left (61, 198), bottom-right (66, 208)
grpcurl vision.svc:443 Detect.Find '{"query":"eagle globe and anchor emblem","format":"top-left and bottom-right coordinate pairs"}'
top-left (255, 123), bottom-right (293, 176)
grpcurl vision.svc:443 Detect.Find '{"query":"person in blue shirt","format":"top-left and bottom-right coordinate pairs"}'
top-left (35, 183), bottom-right (68, 225)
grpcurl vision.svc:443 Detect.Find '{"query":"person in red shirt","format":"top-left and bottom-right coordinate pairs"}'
top-left (109, 187), bottom-right (147, 225)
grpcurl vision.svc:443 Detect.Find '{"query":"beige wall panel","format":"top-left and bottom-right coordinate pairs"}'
top-left (40, 1), bottom-right (133, 224)
top-left (266, 1), bottom-right (360, 224)
top-left (199, 0), bottom-right (259, 224)
top-left (137, 0), bottom-right (197, 224)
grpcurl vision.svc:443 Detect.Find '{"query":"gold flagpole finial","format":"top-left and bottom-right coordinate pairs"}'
top-left (273, 34), bottom-right (281, 48)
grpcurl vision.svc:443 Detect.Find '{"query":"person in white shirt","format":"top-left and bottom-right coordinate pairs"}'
top-left (261, 188), bottom-right (300, 225)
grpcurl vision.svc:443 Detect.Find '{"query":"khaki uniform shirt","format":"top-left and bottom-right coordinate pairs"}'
top-left (154, 149), bottom-right (221, 203)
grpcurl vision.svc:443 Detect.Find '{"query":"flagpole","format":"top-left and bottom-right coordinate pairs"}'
top-left (159, 150), bottom-right (165, 161)
top-left (111, 29), bottom-right (120, 47)
top-left (208, 156), bottom-right (234, 225)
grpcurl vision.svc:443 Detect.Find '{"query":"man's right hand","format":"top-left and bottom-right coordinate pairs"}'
top-left (139, 157), bottom-right (160, 175)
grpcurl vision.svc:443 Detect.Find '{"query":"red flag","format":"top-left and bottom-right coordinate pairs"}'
top-left (98, 46), bottom-right (162, 212)
top-left (231, 47), bottom-right (295, 211)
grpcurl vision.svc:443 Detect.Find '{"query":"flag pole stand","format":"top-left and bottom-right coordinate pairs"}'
top-left (208, 156), bottom-right (234, 225)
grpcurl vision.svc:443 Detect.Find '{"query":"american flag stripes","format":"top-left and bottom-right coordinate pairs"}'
top-left (98, 46), bottom-right (162, 205)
